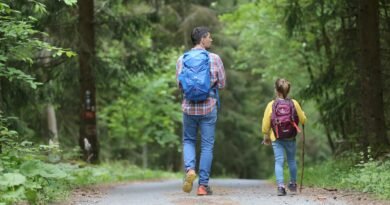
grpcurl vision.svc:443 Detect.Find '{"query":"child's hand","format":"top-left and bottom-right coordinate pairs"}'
top-left (262, 136), bottom-right (271, 145)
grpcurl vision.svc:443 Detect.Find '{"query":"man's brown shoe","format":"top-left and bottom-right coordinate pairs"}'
top-left (197, 185), bottom-right (213, 196)
top-left (182, 170), bottom-right (196, 193)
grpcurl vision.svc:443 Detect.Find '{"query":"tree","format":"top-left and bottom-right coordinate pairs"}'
top-left (78, 0), bottom-right (98, 163)
top-left (357, 0), bottom-right (389, 151)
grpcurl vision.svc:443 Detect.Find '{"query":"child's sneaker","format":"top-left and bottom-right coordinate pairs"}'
top-left (288, 182), bottom-right (297, 193)
top-left (277, 186), bottom-right (287, 196)
top-left (182, 169), bottom-right (196, 193)
top-left (197, 185), bottom-right (213, 196)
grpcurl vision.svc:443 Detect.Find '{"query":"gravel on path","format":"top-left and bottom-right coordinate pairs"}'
top-left (72, 179), bottom-right (353, 205)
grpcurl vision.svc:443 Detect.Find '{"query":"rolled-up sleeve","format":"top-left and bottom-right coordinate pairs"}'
top-left (176, 56), bottom-right (183, 88)
top-left (215, 55), bottom-right (225, 89)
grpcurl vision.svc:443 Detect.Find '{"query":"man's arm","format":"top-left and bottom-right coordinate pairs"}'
top-left (176, 56), bottom-right (183, 89)
top-left (215, 55), bottom-right (225, 89)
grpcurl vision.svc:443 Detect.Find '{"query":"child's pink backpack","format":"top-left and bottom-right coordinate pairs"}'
top-left (271, 99), bottom-right (300, 139)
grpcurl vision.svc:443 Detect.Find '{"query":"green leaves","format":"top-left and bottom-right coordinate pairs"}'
top-left (65, 51), bottom-right (76, 58)
top-left (0, 2), bottom-right (75, 89)
top-left (0, 3), bottom-right (11, 14)
top-left (0, 173), bottom-right (27, 201)
top-left (63, 0), bottom-right (77, 6)
top-left (0, 187), bottom-right (26, 203)
top-left (33, 2), bottom-right (47, 14)
top-left (100, 49), bottom-right (181, 160)
top-left (0, 173), bottom-right (26, 187)
top-left (345, 160), bottom-right (390, 198)
top-left (220, 2), bottom-right (309, 89)
top-left (0, 67), bottom-right (42, 89)
top-left (20, 160), bottom-right (67, 179)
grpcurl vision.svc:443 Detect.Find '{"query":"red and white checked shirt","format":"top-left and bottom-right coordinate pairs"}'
top-left (176, 48), bottom-right (226, 115)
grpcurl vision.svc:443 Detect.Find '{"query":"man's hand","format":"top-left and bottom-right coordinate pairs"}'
top-left (262, 136), bottom-right (271, 145)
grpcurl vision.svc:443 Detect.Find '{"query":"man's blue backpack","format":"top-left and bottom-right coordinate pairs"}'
top-left (178, 49), bottom-right (212, 102)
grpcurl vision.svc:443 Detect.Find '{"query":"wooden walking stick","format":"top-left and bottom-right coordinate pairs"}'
top-left (299, 125), bottom-right (305, 193)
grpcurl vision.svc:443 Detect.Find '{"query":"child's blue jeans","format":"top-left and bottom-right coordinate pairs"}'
top-left (272, 139), bottom-right (297, 186)
top-left (182, 108), bottom-right (217, 186)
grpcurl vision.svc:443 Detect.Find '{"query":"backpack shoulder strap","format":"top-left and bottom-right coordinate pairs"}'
top-left (271, 99), bottom-right (278, 122)
top-left (271, 99), bottom-right (279, 138)
top-left (288, 98), bottom-right (301, 133)
top-left (286, 98), bottom-right (296, 118)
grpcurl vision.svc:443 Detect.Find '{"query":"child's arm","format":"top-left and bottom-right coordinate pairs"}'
top-left (262, 101), bottom-right (273, 139)
top-left (292, 100), bottom-right (307, 125)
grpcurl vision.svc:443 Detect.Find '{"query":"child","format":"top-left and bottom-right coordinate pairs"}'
top-left (261, 78), bottom-right (306, 196)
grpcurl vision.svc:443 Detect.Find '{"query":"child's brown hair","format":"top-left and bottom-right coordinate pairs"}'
top-left (275, 78), bottom-right (290, 99)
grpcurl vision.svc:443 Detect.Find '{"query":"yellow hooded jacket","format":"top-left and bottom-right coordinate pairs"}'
top-left (262, 99), bottom-right (307, 141)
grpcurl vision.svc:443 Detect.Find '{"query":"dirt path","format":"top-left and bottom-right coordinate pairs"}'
top-left (62, 179), bottom-right (389, 205)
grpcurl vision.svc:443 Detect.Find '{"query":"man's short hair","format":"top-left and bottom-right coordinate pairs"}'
top-left (191, 27), bottom-right (210, 45)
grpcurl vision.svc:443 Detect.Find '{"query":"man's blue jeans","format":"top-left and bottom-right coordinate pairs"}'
top-left (271, 139), bottom-right (297, 186)
top-left (182, 108), bottom-right (217, 186)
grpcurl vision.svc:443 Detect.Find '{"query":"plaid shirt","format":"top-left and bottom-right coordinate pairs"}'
top-left (176, 48), bottom-right (226, 115)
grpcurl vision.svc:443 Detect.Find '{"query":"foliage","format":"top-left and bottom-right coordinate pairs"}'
top-left (303, 151), bottom-right (390, 199)
top-left (217, 1), bottom-right (331, 178)
top-left (0, 1), bottom-right (76, 144)
top-left (95, 0), bottom-right (154, 76)
top-left (285, 0), bottom-right (364, 152)
top-left (302, 159), bottom-right (351, 189)
top-left (0, 111), bottom-right (66, 204)
top-left (281, 0), bottom-right (390, 154)
top-left (1, 110), bottom-right (177, 204)
top-left (343, 148), bottom-right (390, 199)
top-left (220, 2), bottom-right (309, 88)
top-left (0, 145), bottom-right (177, 204)
top-left (99, 49), bottom-right (182, 162)
top-left (0, 2), bottom-right (75, 89)
top-left (0, 1), bottom-right (388, 201)
top-left (71, 161), bottom-right (180, 186)
top-left (0, 1), bottom-right (74, 204)
top-left (63, 0), bottom-right (77, 6)
top-left (220, 0), bottom-right (390, 157)
top-left (151, 1), bottom-right (220, 49)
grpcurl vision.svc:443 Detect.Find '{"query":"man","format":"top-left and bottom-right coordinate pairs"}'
top-left (176, 26), bottom-right (226, 196)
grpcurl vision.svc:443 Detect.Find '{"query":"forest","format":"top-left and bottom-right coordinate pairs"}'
top-left (0, 0), bottom-right (389, 204)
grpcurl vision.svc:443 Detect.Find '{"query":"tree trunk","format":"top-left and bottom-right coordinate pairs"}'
top-left (78, 0), bottom-right (99, 163)
top-left (46, 104), bottom-right (58, 144)
top-left (142, 144), bottom-right (148, 169)
top-left (357, 0), bottom-right (389, 153)
top-left (47, 104), bottom-right (62, 162)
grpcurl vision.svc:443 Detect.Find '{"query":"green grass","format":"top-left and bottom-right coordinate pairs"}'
top-left (71, 161), bottom-right (181, 186)
top-left (267, 152), bottom-right (390, 200)
top-left (268, 159), bottom-right (350, 186)
top-left (303, 157), bottom-right (390, 199)
top-left (302, 160), bottom-right (351, 189)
